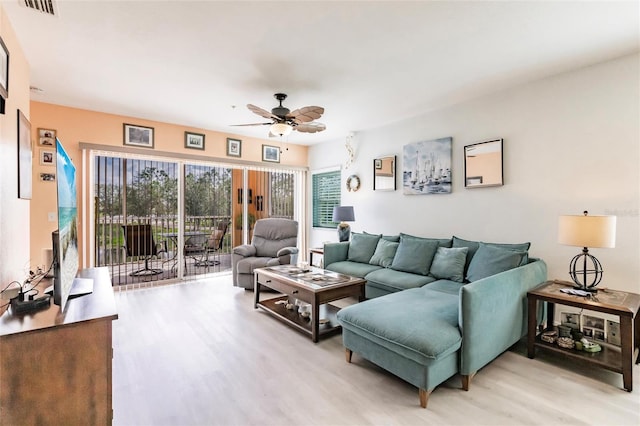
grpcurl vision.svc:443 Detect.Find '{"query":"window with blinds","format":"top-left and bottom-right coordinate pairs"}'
top-left (312, 170), bottom-right (341, 228)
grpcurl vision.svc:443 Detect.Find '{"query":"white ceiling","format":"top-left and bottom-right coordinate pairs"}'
top-left (3, 1), bottom-right (638, 145)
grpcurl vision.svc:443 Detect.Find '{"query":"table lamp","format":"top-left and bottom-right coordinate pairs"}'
top-left (333, 206), bottom-right (355, 242)
top-left (558, 211), bottom-right (616, 292)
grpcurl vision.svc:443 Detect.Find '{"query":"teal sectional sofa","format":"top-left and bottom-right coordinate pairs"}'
top-left (328, 233), bottom-right (547, 408)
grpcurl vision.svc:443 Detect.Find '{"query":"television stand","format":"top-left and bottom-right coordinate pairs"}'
top-left (0, 267), bottom-right (118, 424)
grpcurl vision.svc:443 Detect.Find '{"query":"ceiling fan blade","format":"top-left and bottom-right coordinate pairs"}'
top-left (288, 106), bottom-right (324, 123)
top-left (295, 122), bottom-right (326, 133)
top-left (247, 104), bottom-right (279, 120)
top-left (230, 122), bottom-right (272, 127)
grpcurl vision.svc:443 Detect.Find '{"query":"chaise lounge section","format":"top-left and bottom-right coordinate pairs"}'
top-left (329, 233), bottom-right (547, 408)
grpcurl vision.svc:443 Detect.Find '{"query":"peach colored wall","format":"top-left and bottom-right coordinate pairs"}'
top-left (0, 6), bottom-right (31, 287)
top-left (29, 101), bottom-right (308, 268)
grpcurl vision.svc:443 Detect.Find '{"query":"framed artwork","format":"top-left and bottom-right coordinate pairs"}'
top-left (0, 36), bottom-right (8, 100)
top-left (226, 138), bottom-right (241, 157)
top-left (464, 138), bottom-right (503, 188)
top-left (17, 110), bottom-right (32, 199)
top-left (185, 131), bottom-right (205, 150)
top-left (123, 123), bottom-right (154, 148)
top-left (262, 144), bottom-right (280, 163)
top-left (38, 128), bottom-right (56, 146)
top-left (402, 137), bottom-right (452, 194)
top-left (39, 172), bottom-right (56, 182)
top-left (40, 149), bottom-right (55, 166)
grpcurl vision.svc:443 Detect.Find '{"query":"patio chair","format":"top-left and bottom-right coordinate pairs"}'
top-left (196, 221), bottom-right (229, 267)
top-left (184, 233), bottom-right (209, 267)
top-left (122, 224), bottom-right (164, 276)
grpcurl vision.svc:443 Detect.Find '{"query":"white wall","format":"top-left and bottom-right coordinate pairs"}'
top-left (0, 6), bottom-right (31, 288)
top-left (309, 53), bottom-right (639, 294)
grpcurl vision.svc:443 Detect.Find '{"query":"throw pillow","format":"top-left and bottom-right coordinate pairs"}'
top-left (347, 232), bottom-right (381, 264)
top-left (453, 236), bottom-right (531, 272)
top-left (465, 243), bottom-right (528, 282)
top-left (369, 239), bottom-right (400, 268)
top-left (429, 246), bottom-right (468, 283)
top-left (390, 235), bottom-right (439, 275)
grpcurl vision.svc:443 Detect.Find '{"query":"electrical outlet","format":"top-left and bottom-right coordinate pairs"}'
top-left (48, 212), bottom-right (56, 222)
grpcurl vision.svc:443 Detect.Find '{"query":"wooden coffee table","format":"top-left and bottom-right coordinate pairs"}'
top-left (254, 265), bottom-right (366, 342)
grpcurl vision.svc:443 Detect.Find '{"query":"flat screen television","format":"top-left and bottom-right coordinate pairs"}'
top-left (51, 138), bottom-right (91, 311)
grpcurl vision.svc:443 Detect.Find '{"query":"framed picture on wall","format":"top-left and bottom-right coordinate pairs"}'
top-left (40, 149), bottom-right (55, 166)
top-left (402, 137), bottom-right (452, 195)
top-left (17, 110), bottom-right (32, 199)
top-left (185, 131), bottom-right (205, 150)
top-left (227, 138), bottom-right (241, 158)
top-left (38, 128), bottom-right (56, 146)
top-left (262, 144), bottom-right (280, 163)
top-left (39, 172), bottom-right (56, 182)
top-left (123, 123), bottom-right (154, 148)
top-left (0, 36), bottom-right (8, 100)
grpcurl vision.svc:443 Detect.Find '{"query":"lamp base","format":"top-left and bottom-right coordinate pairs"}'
top-left (337, 223), bottom-right (351, 242)
top-left (568, 248), bottom-right (603, 292)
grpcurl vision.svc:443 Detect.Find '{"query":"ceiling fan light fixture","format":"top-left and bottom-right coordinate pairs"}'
top-left (270, 122), bottom-right (293, 136)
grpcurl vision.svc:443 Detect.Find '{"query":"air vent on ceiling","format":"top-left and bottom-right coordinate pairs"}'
top-left (20, 0), bottom-right (57, 17)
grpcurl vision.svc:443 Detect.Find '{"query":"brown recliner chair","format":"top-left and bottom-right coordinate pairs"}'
top-left (232, 218), bottom-right (299, 289)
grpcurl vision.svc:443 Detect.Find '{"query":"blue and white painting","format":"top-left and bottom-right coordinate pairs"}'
top-left (403, 137), bottom-right (452, 194)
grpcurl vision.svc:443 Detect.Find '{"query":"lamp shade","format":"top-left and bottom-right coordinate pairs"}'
top-left (270, 122), bottom-right (293, 137)
top-left (558, 214), bottom-right (616, 248)
top-left (332, 206), bottom-right (355, 222)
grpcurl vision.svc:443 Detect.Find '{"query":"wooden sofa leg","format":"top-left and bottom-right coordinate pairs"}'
top-left (461, 372), bottom-right (476, 391)
top-left (345, 349), bottom-right (353, 363)
top-left (419, 388), bottom-right (431, 408)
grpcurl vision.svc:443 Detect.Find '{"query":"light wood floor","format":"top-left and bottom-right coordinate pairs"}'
top-left (112, 275), bottom-right (640, 425)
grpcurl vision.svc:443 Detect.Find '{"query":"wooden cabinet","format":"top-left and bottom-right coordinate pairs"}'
top-left (0, 268), bottom-right (118, 424)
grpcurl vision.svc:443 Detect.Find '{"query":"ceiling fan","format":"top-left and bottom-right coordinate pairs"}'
top-left (232, 93), bottom-right (326, 137)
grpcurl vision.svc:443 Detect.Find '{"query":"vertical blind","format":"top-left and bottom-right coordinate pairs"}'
top-left (312, 170), bottom-right (341, 228)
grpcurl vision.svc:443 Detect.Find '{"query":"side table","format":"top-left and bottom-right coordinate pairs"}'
top-left (527, 280), bottom-right (640, 391)
top-left (309, 247), bottom-right (324, 268)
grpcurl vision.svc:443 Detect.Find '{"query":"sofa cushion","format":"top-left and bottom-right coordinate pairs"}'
top-left (364, 231), bottom-right (400, 242)
top-left (348, 233), bottom-right (381, 264)
top-left (325, 260), bottom-right (382, 278)
top-left (366, 268), bottom-right (436, 293)
top-left (337, 287), bottom-right (462, 364)
top-left (390, 235), bottom-right (439, 275)
top-left (423, 279), bottom-right (465, 295)
top-left (369, 239), bottom-right (400, 268)
top-left (453, 236), bottom-right (531, 272)
top-left (400, 233), bottom-right (452, 248)
top-left (429, 247), bottom-right (468, 283)
top-left (466, 243), bottom-right (528, 282)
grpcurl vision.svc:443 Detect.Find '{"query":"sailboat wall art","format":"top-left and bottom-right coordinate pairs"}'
top-left (402, 137), bottom-right (452, 195)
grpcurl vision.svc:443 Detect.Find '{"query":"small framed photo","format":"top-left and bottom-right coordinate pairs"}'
top-left (593, 329), bottom-right (605, 342)
top-left (227, 138), bottom-right (241, 157)
top-left (560, 312), bottom-right (580, 330)
top-left (262, 144), bottom-right (280, 163)
top-left (39, 172), bottom-right (56, 182)
top-left (185, 131), bottom-right (205, 150)
top-left (374, 159), bottom-right (382, 169)
top-left (123, 123), bottom-right (154, 148)
top-left (38, 128), bottom-right (56, 146)
top-left (40, 149), bottom-right (55, 166)
top-left (583, 315), bottom-right (605, 331)
top-left (0, 36), bottom-right (8, 100)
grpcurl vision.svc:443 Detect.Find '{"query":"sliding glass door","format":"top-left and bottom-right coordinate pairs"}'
top-left (92, 151), bottom-right (305, 288)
